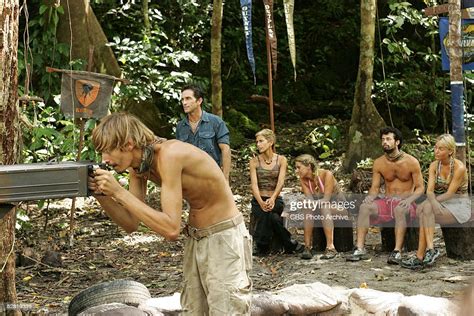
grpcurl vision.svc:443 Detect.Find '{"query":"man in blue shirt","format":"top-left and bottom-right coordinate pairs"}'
top-left (176, 84), bottom-right (231, 182)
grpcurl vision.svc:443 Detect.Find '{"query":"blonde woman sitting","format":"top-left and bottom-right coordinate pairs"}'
top-left (295, 154), bottom-right (347, 260)
top-left (401, 134), bottom-right (471, 269)
top-left (250, 129), bottom-right (302, 256)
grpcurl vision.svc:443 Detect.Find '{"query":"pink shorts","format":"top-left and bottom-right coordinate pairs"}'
top-left (370, 198), bottom-right (416, 225)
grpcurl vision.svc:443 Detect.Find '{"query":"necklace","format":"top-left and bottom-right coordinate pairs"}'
top-left (385, 150), bottom-right (405, 162)
top-left (263, 154), bottom-right (274, 165)
top-left (135, 138), bottom-right (164, 178)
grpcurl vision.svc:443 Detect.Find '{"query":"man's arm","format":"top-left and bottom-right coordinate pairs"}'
top-left (365, 160), bottom-right (383, 203)
top-left (91, 169), bottom-right (145, 233)
top-left (94, 159), bottom-right (183, 240)
top-left (214, 117), bottom-right (231, 181)
top-left (219, 143), bottom-right (231, 182)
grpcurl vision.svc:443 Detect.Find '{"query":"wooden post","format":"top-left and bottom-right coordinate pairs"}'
top-left (448, 0), bottom-right (467, 164)
top-left (69, 46), bottom-right (94, 246)
top-left (265, 11), bottom-right (275, 133)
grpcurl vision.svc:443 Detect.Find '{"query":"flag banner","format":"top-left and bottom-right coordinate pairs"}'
top-left (240, 0), bottom-right (256, 84)
top-left (263, 0), bottom-right (277, 76)
top-left (283, 0), bottom-right (296, 80)
top-left (463, 0), bottom-right (474, 9)
top-left (60, 70), bottom-right (115, 119)
top-left (439, 17), bottom-right (474, 71)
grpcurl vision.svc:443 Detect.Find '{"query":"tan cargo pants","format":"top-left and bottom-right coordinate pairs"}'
top-left (181, 218), bottom-right (252, 315)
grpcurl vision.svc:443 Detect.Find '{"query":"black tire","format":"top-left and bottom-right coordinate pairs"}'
top-left (68, 279), bottom-right (151, 316)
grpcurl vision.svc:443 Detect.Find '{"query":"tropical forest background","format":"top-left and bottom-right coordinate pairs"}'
top-left (16, 0), bottom-right (473, 168)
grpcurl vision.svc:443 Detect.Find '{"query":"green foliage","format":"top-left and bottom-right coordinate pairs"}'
top-left (374, 0), bottom-right (446, 130)
top-left (356, 158), bottom-right (374, 170)
top-left (304, 124), bottom-right (341, 160)
top-left (228, 125), bottom-right (247, 149)
top-left (235, 142), bottom-right (258, 168)
top-left (21, 102), bottom-right (99, 163)
top-left (404, 130), bottom-right (435, 174)
top-left (373, 72), bottom-right (447, 129)
top-left (17, 2), bottom-right (99, 164)
top-left (94, 1), bottom-right (207, 114)
top-left (110, 32), bottom-right (197, 104)
top-left (18, 2), bottom-right (71, 104)
top-left (380, 1), bottom-right (434, 64)
top-left (224, 109), bottom-right (259, 138)
top-left (16, 209), bottom-right (32, 231)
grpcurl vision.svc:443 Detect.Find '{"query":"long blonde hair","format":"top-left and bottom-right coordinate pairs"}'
top-left (295, 154), bottom-right (320, 178)
top-left (92, 112), bottom-right (156, 152)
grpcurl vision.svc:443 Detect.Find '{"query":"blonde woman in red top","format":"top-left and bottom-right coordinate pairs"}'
top-left (295, 154), bottom-right (346, 260)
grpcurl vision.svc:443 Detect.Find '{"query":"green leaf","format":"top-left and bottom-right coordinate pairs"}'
top-left (39, 4), bottom-right (48, 15)
top-left (319, 152), bottom-right (331, 159)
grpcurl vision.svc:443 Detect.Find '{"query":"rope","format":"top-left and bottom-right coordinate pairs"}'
top-left (20, 0), bottom-right (33, 96)
top-left (443, 78), bottom-right (448, 133)
top-left (65, 0), bottom-right (77, 155)
top-left (0, 233), bottom-right (15, 274)
top-left (376, 5), bottom-right (394, 128)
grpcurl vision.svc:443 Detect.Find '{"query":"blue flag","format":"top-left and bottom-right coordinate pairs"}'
top-left (439, 17), bottom-right (474, 71)
top-left (240, 0), bottom-right (256, 84)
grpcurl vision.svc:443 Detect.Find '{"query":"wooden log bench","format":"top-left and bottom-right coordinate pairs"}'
top-left (249, 206), bottom-right (354, 253)
top-left (441, 212), bottom-right (474, 260)
top-left (312, 223), bottom-right (354, 252)
top-left (379, 224), bottom-right (419, 252)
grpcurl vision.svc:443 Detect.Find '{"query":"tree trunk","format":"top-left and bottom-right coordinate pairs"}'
top-left (210, 0), bottom-right (223, 117)
top-left (57, 0), bottom-right (121, 77)
top-left (343, 0), bottom-right (386, 172)
top-left (142, 0), bottom-right (150, 36)
top-left (0, 1), bottom-right (21, 314)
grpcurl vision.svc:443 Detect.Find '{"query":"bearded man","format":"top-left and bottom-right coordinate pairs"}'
top-left (347, 127), bottom-right (424, 264)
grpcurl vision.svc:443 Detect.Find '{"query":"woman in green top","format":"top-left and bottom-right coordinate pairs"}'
top-left (402, 134), bottom-right (471, 269)
top-left (249, 129), bottom-right (302, 256)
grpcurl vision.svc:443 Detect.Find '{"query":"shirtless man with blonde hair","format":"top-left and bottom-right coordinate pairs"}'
top-left (347, 127), bottom-right (424, 264)
top-left (89, 112), bottom-right (251, 315)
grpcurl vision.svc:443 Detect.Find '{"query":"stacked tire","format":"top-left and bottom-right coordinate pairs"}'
top-left (68, 279), bottom-right (151, 316)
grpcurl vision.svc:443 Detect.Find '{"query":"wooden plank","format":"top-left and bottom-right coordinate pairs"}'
top-left (424, 4), bottom-right (450, 16)
top-left (425, 4), bottom-right (474, 18)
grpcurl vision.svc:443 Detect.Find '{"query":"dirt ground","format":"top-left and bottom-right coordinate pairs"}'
top-left (13, 186), bottom-right (473, 315)
top-left (10, 119), bottom-right (474, 314)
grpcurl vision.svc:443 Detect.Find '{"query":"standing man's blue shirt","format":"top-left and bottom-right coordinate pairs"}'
top-left (176, 110), bottom-right (230, 166)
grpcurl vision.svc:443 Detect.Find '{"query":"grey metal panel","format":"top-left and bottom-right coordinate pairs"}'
top-left (0, 161), bottom-right (93, 203)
